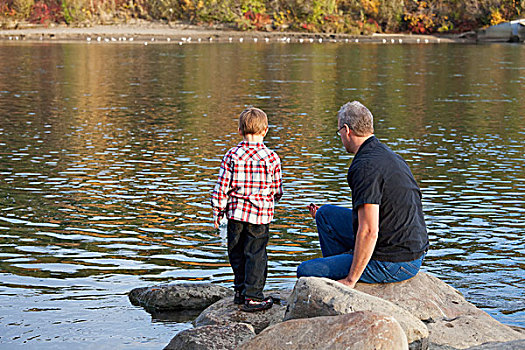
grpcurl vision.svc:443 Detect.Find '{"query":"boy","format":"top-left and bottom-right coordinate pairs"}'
top-left (211, 107), bottom-right (283, 312)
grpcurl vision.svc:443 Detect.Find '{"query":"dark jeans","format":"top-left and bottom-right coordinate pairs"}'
top-left (297, 204), bottom-right (424, 283)
top-left (227, 219), bottom-right (269, 300)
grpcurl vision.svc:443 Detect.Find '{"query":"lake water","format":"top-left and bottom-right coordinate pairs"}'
top-left (0, 41), bottom-right (524, 349)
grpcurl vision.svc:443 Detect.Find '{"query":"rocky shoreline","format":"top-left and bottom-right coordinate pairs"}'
top-left (129, 273), bottom-right (525, 350)
top-left (0, 23), bottom-right (474, 44)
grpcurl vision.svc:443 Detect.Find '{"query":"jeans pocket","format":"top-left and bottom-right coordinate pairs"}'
top-left (248, 223), bottom-right (269, 238)
top-left (395, 264), bottom-right (418, 282)
top-left (381, 262), bottom-right (417, 283)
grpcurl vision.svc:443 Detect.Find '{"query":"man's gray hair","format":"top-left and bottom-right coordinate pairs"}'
top-left (337, 101), bottom-right (374, 136)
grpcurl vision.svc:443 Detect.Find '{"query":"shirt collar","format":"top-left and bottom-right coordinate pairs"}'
top-left (240, 140), bottom-right (265, 148)
top-left (355, 135), bottom-right (378, 155)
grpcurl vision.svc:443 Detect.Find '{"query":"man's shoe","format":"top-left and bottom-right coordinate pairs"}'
top-left (240, 297), bottom-right (273, 312)
top-left (234, 290), bottom-right (245, 305)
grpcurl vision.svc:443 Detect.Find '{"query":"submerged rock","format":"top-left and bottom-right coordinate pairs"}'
top-left (284, 277), bottom-right (429, 349)
top-left (241, 311), bottom-right (408, 350)
top-left (194, 290), bottom-right (290, 334)
top-left (128, 283), bottom-right (231, 311)
top-left (164, 322), bottom-right (256, 350)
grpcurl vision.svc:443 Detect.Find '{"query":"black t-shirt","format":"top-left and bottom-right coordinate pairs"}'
top-left (347, 136), bottom-right (429, 262)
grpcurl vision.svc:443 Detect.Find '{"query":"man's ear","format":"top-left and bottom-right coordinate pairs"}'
top-left (345, 125), bottom-right (353, 137)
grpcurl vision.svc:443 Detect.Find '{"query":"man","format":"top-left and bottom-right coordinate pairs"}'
top-left (297, 101), bottom-right (429, 288)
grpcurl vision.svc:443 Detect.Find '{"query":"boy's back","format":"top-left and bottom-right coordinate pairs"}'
top-left (212, 140), bottom-right (282, 225)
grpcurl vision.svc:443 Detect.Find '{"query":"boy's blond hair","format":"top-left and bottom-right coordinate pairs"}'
top-left (239, 107), bottom-right (268, 135)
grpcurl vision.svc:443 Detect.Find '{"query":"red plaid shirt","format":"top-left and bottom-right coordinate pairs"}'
top-left (211, 141), bottom-right (283, 225)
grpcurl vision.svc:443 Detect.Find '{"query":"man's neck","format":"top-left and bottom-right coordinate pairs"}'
top-left (351, 134), bottom-right (374, 154)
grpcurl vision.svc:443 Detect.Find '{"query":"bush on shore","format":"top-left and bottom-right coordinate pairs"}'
top-left (1, 0), bottom-right (524, 33)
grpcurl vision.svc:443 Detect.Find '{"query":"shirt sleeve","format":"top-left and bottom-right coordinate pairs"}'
top-left (211, 151), bottom-right (233, 220)
top-left (273, 156), bottom-right (283, 203)
top-left (350, 162), bottom-right (382, 209)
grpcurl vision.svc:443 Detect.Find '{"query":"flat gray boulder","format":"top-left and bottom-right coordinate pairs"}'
top-left (241, 311), bottom-right (408, 350)
top-left (129, 283), bottom-right (231, 311)
top-left (354, 273), bottom-right (525, 349)
top-left (355, 272), bottom-right (487, 321)
top-left (427, 316), bottom-right (525, 349)
top-left (164, 322), bottom-right (256, 350)
top-left (194, 290), bottom-right (290, 334)
top-left (285, 277), bottom-right (429, 349)
top-left (466, 339), bottom-right (525, 349)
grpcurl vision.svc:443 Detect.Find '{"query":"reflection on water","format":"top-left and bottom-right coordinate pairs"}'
top-left (0, 42), bottom-right (524, 348)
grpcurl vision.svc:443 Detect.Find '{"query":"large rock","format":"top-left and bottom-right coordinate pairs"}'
top-left (164, 322), bottom-right (256, 350)
top-left (426, 316), bottom-right (525, 349)
top-left (466, 339), bottom-right (525, 349)
top-left (241, 311), bottom-right (408, 350)
top-left (284, 277), bottom-right (429, 349)
top-left (354, 272), bottom-right (486, 321)
top-left (194, 290), bottom-right (290, 334)
top-left (129, 283), bottom-right (231, 311)
top-left (354, 273), bottom-right (525, 349)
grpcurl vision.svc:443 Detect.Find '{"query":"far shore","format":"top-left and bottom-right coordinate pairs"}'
top-left (0, 23), bottom-right (475, 44)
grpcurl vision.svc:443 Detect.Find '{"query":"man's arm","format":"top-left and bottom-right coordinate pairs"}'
top-left (338, 203), bottom-right (379, 288)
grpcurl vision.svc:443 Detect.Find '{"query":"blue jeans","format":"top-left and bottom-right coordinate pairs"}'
top-left (297, 205), bottom-right (424, 283)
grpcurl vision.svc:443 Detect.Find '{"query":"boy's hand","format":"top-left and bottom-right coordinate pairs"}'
top-left (307, 203), bottom-right (319, 219)
top-left (214, 217), bottom-right (220, 229)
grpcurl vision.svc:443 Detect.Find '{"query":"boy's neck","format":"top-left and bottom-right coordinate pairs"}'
top-left (243, 133), bottom-right (265, 143)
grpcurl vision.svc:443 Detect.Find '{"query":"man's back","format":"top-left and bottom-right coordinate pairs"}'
top-left (348, 136), bottom-right (429, 262)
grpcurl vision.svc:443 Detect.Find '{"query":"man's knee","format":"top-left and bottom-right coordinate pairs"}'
top-left (297, 259), bottom-right (331, 278)
top-left (316, 204), bottom-right (332, 218)
top-left (315, 204), bottom-right (334, 227)
top-left (297, 260), bottom-right (317, 278)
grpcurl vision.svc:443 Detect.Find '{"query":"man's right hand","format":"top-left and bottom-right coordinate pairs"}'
top-left (307, 203), bottom-right (319, 219)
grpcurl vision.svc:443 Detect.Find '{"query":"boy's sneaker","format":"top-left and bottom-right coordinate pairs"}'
top-left (234, 290), bottom-right (245, 305)
top-left (240, 296), bottom-right (273, 312)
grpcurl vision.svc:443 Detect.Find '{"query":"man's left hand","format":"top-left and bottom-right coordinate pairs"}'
top-left (337, 278), bottom-right (356, 289)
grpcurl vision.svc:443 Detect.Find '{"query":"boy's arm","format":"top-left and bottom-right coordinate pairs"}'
top-left (273, 158), bottom-right (283, 203)
top-left (211, 152), bottom-right (233, 228)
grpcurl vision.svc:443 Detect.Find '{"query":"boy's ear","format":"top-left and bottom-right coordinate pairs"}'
top-left (238, 128), bottom-right (243, 136)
